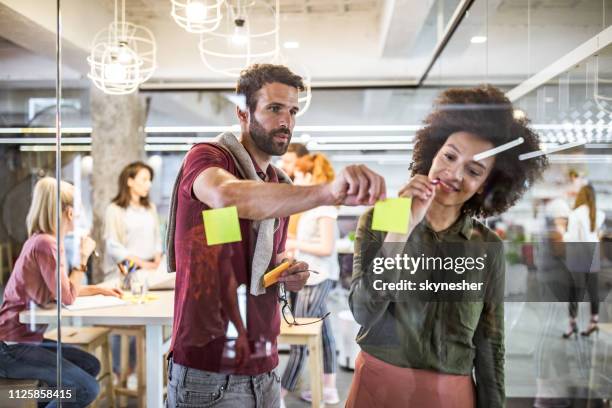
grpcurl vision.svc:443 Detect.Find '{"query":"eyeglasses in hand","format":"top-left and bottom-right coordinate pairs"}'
top-left (278, 277), bottom-right (330, 327)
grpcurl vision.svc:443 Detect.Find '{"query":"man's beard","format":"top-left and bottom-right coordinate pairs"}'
top-left (249, 118), bottom-right (292, 156)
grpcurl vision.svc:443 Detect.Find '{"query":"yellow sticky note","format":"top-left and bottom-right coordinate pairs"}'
top-left (372, 197), bottom-right (412, 234)
top-left (122, 294), bottom-right (159, 303)
top-left (202, 206), bottom-right (242, 245)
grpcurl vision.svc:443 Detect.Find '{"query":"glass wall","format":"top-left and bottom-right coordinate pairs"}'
top-left (425, 1), bottom-right (612, 405)
top-left (0, 0), bottom-right (65, 402)
top-left (0, 0), bottom-right (611, 407)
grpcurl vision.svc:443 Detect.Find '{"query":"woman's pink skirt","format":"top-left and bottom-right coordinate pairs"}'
top-left (346, 351), bottom-right (476, 408)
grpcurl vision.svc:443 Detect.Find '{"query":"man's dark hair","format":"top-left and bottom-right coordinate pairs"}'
top-left (236, 64), bottom-right (305, 113)
top-left (287, 143), bottom-right (309, 157)
top-left (410, 85), bottom-right (548, 217)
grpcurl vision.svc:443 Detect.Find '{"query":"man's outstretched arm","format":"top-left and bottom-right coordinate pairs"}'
top-left (194, 164), bottom-right (386, 220)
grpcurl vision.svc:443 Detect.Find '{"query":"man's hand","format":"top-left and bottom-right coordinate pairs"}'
top-left (278, 260), bottom-right (309, 291)
top-left (328, 165), bottom-right (386, 206)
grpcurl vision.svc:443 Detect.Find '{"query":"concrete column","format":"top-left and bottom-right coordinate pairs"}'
top-left (90, 86), bottom-right (146, 283)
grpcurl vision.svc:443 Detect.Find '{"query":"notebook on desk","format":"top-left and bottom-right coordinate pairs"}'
top-left (64, 295), bottom-right (127, 311)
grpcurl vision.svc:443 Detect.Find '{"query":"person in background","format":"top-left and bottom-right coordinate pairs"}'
top-left (566, 169), bottom-right (587, 201)
top-left (281, 153), bottom-right (340, 405)
top-left (0, 177), bottom-right (122, 408)
top-left (562, 185), bottom-right (605, 338)
top-left (347, 86), bottom-right (548, 408)
top-left (531, 198), bottom-right (574, 408)
top-left (281, 143), bottom-right (310, 240)
top-left (104, 161), bottom-right (162, 278)
top-left (536, 198), bottom-right (571, 300)
top-left (280, 143), bottom-right (309, 180)
top-left (104, 161), bottom-right (162, 388)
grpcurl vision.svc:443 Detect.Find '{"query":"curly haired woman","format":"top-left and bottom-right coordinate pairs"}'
top-left (347, 86), bottom-right (548, 408)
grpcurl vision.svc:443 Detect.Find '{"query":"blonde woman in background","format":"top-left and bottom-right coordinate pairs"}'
top-left (0, 177), bottom-right (121, 407)
top-left (562, 185), bottom-right (605, 338)
top-left (281, 153), bottom-right (340, 406)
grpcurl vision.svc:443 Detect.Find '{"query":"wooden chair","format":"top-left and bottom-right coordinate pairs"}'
top-left (44, 327), bottom-right (115, 408)
top-left (110, 326), bottom-right (146, 408)
top-left (108, 324), bottom-right (172, 407)
top-left (278, 318), bottom-right (325, 408)
top-left (0, 378), bottom-right (39, 408)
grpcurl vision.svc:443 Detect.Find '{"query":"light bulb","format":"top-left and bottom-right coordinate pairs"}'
top-left (231, 19), bottom-right (248, 46)
top-left (104, 61), bottom-right (127, 82)
top-left (231, 32), bottom-right (248, 46)
top-left (117, 45), bottom-right (133, 64)
top-left (186, 1), bottom-right (207, 22)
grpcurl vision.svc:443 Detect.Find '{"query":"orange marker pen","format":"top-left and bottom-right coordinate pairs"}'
top-left (263, 261), bottom-right (292, 288)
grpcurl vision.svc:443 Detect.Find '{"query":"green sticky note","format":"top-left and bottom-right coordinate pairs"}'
top-left (202, 206), bottom-right (242, 245)
top-left (371, 197), bottom-right (412, 234)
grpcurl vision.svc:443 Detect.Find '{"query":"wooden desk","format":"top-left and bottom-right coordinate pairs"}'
top-left (20, 290), bottom-right (174, 408)
top-left (278, 318), bottom-right (325, 408)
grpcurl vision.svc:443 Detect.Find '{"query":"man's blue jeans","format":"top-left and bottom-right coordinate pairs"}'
top-left (166, 357), bottom-right (281, 408)
top-left (0, 340), bottom-right (100, 407)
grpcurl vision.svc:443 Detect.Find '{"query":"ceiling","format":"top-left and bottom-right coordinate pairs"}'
top-left (0, 0), bottom-right (610, 209)
top-left (0, 0), bottom-right (606, 87)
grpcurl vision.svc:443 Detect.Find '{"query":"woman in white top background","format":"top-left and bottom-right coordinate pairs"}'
top-left (281, 153), bottom-right (340, 406)
top-left (104, 161), bottom-right (162, 278)
top-left (104, 161), bottom-right (162, 387)
top-left (562, 185), bottom-right (605, 338)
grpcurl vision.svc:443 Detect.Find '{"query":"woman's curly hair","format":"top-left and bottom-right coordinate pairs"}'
top-left (409, 85), bottom-right (548, 217)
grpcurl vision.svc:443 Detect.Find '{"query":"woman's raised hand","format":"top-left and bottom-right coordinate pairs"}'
top-left (397, 175), bottom-right (437, 230)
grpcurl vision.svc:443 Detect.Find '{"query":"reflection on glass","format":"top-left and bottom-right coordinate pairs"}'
top-left (0, 0), bottom-right (611, 406)
top-left (506, 26), bottom-right (612, 406)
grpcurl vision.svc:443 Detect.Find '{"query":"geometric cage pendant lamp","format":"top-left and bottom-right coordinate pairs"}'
top-left (198, 0), bottom-right (280, 78)
top-left (88, 0), bottom-right (157, 95)
top-left (170, 0), bottom-right (225, 34)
